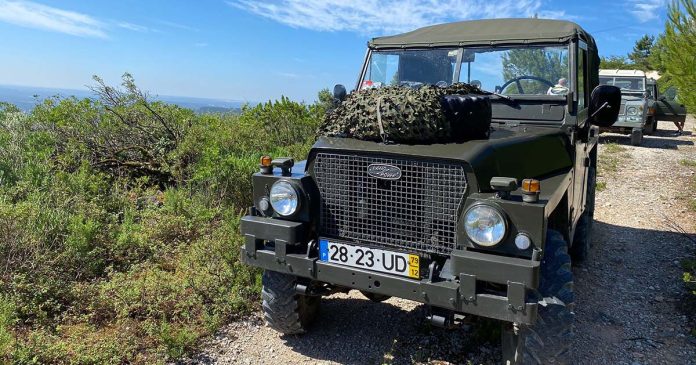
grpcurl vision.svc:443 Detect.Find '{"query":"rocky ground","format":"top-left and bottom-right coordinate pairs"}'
top-left (572, 117), bottom-right (696, 365)
top-left (183, 117), bottom-right (696, 365)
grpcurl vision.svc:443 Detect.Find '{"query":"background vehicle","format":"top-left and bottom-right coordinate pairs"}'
top-left (599, 69), bottom-right (654, 145)
top-left (240, 19), bottom-right (620, 364)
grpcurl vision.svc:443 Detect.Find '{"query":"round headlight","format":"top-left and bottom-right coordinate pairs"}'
top-left (269, 181), bottom-right (299, 216)
top-left (464, 205), bottom-right (507, 247)
top-left (626, 106), bottom-right (638, 115)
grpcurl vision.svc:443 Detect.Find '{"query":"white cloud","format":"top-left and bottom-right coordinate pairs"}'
top-left (0, 0), bottom-right (107, 38)
top-left (229, 0), bottom-right (569, 35)
top-left (536, 10), bottom-right (568, 19)
top-left (275, 72), bottom-right (301, 79)
top-left (117, 22), bottom-right (149, 32)
top-left (626, 0), bottom-right (665, 22)
top-left (155, 19), bottom-right (199, 32)
top-left (275, 71), bottom-right (316, 79)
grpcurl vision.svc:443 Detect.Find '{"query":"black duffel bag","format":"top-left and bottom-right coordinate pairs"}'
top-left (440, 94), bottom-right (492, 142)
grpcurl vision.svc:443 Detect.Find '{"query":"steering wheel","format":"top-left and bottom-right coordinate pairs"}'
top-left (497, 75), bottom-right (555, 94)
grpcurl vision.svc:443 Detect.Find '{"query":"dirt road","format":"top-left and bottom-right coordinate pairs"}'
top-left (186, 117), bottom-right (696, 365)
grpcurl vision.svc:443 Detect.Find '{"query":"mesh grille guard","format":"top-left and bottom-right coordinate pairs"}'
top-left (313, 152), bottom-right (467, 255)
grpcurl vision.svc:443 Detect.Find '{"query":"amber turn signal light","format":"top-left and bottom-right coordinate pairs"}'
top-left (521, 179), bottom-right (540, 193)
top-left (521, 179), bottom-right (540, 203)
top-left (260, 155), bottom-right (272, 167)
top-left (259, 155), bottom-right (273, 174)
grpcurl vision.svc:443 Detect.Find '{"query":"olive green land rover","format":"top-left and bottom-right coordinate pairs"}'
top-left (240, 19), bottom-right (620, 364)
top-left (599, 70), bottom-right (688, 144)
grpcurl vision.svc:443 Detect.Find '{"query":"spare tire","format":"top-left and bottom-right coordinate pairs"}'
top-left (440, 95), bottom-right (492, 142)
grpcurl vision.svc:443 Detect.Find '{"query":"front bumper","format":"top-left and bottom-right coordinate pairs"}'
top-left (240, 216), bottom-right (540, 325)
top-left (611, 116), bottom-right (645, 129)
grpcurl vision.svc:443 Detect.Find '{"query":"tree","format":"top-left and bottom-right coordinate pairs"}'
top-left (315, 88), bottom-right (334, 114)
top-left (628, 35), bottom-right (656, 70)
top-left (658, 0), bottom-right (696, 111)
top-left (600, 55), bottom-right (633, 69)
top-left (648, 35), bottom-right (675, 91)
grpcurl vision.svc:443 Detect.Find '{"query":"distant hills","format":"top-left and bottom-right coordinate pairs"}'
top-left (0, 84), bottom-right (250, 114)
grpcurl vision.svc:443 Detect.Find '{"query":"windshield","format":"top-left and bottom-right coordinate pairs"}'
top-left (364, 48), bottom-right (459, 88)
top-left (599, 76), bottom-right (645, 92)
top-left (362, 46), bottom-right (570, 96)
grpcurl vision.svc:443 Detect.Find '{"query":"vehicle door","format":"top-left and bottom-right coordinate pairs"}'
top-left (572, 41), bottom-right (591, 234)
top-left (655, 86), bottom-right (687, 123)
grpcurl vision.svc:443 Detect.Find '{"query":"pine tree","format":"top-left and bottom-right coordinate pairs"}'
top-left (628, 35), bottom-right (655, 71)
top-left (600, 55), bottom-right (633, 69)
top-left (647, 35), bottom-right (674, 91)
top-left (659, 0), bottom-right (696, 110)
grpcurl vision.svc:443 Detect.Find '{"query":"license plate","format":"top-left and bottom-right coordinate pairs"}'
top-left (319, 240), bottom-right (420, 278)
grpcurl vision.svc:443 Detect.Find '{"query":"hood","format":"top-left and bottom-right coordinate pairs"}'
top-left (308, 125), bottom-right (573, 190)
top-left (621, 94), bottom-right (645, 102)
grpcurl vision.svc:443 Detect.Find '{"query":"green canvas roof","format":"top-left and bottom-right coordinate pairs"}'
top-left (369, 18), bottom-right (595, 49)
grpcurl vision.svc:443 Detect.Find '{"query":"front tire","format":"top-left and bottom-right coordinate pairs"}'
top-left (262, 270), bottom-right (320, 335)
top-left (644, 117), bottom-right (657, 135)
top-left (503, 230), bottom-right (574, 364)
top-left (630, 128), bottom-right (643, 146)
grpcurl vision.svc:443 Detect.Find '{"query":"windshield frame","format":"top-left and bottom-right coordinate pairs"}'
top-left (358, 43), bottom-right (572, 100)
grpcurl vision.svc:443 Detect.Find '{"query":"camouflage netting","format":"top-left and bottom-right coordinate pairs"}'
top-left (318, 83), bottom-right (487, 144)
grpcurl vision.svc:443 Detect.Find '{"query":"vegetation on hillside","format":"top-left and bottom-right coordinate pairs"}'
top-left (0, 74), bottom-right (326, 364)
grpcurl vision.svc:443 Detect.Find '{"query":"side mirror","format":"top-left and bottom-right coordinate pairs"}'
top-left (333, 84), bottom-right (347, 103)
top-left (658, 95), bottom-right (667, 101)
top-left (589, 85), bottom-right (621, 127)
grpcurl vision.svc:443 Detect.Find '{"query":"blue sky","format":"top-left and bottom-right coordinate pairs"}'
top-left (0, 0), bottom-right (670, 103)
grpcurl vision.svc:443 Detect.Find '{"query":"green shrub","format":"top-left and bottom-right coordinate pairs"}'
top-left (0, 74), bottom-right (321, 364)
top-left (0, 295), bottom-right (15, 361)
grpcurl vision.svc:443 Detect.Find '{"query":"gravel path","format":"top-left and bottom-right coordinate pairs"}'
top-left (572, 116), bottom-right (696, 365)
top-left (184, 117), bottom-right (696, 365)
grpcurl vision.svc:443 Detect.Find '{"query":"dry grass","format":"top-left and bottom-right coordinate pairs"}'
top-left (597, 142), bottom-right (631, 190)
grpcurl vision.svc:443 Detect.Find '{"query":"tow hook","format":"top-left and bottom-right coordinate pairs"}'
top-left (427, 307), bottom-right (468, 329)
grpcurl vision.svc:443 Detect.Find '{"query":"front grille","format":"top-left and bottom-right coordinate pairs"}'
top-left (313, 153), bottom-right (467, 255)
top-left (619, 103), bottom-right (626, 115)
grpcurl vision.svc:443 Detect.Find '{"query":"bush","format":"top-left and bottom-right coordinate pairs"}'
top-left (0, 74), bottom-right (323, 363)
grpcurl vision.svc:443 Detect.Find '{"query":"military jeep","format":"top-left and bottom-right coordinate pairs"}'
top-left (240, 19), bottom-right (620, 364)
top-left (599, 69), bottom-right (661, 145)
